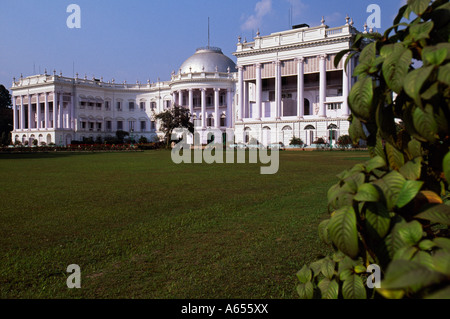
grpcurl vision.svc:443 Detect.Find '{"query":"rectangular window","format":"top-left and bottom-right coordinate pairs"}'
top-left (220, 117), bottom-right (226, 127)
top-left (80, 102), bottom-right (86, 109)
top-left (96, 103), bottom-right (102, 109)
top-left (89, 122), bottom-right (94, 131)
top-left (151, 102), bottom-right (156, 110)
top-left (140, 121), bottom-right (146, 132)
top-left (219, 94), bottom-right (226, 106)
top-left (97, 123), bottom-right (102, 131)
top-left (140, 102), bottom-right (145, 111)
top-left (117, 102), bottom-right (122, 111)
top-left (129, 121), bottom-right (135, 131)
top-left (129, 102), bottom-right (135, 111)
top-left (327, 103), bottom-right (342, 110)
top-left (117, 121), bottom-right (123, 130)
top-left (81, 121), bottom-right (86, 129)
top-left (269, 91), bottom-right (275, 102)
top-left (165, 100), bottom-right (171, 109)
top-left (105, 101), bottom-right (110, 110)
top-left (106, 121), bottom-right (112, 131)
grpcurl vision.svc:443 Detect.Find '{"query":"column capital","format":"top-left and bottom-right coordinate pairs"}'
top-left (273, 60), bottom-right (281, 66)
top-left (255, 63), bottom-right (262, 68)
top-left (296, 57), bottom-right (305, 63)
top-left (320, 54), bottom-right (327, 60)
top-left (214, 87), bottom-right (221, 92)
top-left (237, 65), bottom-right (244, 70)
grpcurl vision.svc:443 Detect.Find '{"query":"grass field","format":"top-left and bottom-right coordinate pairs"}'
top-left (0, 150), bottom-right (369, 299)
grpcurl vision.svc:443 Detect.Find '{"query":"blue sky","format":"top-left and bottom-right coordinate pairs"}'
top-left (0, 0), bottom-right (407, 90)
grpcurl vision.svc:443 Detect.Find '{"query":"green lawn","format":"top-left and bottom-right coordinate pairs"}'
top-left (0, 150), bottom-right (368, 299)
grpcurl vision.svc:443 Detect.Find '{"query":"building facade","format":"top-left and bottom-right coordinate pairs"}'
top-left (10, 19), bottom-right (359, 147)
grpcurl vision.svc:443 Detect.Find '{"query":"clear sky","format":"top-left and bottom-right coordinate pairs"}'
top-left (0, 0), bottom-right (407, 90)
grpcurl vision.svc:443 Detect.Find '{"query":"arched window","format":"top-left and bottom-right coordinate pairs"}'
top-left (304, 125), bottom-right (315, 145)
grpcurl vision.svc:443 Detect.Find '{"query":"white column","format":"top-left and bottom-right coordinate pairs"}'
top-left (214, 88), bottom-right (220, 128)
top-left (238, 66), bottom-right (244, 121)
top-left (27, 94), bottom-right (32, 130)
top-left (275, 61), bottom-right (282, 119)
top-left (255, 63), bottom-right (262, 120)
top-left (70, 95), bottom-right (74, 129)
top-left (36, 94), bottom-right (41, 129)
top-left (188, 89), bottom-right (193, 115)
top-left (319, 54), bottom-right (327, 117)
top-left (44, 93), bottom-right (49, 129)
top-left (53, 92), bottom-right (58, 129)
top-left (342, 54), bottom-right (350, 116)
top-left (297, 57), bottom-right (304, 118)
top-left (227, 90), bottom-right (232, 128)
top-left (179, 90), bottom-right (184, 106)
top-left (201, 88), bottom-right (206, 128)
top-left (59, 94), bottom-right (64, 129)
top-left (12, 96), bottom-right (17, 130)
top-left (243, 82), bottom-right (248, 118)
top-left (20, 96), bottom-right (24, 130)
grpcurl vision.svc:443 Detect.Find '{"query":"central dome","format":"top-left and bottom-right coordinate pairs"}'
top-left (179, 47), bottom-right (236, 74)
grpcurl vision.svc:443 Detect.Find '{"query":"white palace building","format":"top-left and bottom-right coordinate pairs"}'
top-left (10, 18), bottom-right (360, 147)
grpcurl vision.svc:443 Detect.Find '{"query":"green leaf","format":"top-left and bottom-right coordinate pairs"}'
top-left (432, 250), bottom-right (450, 275)
top-left (360, 42), bottom-right (376, 65)
top-left (396, 180), bottom-right (424, 208)
top-left (343, 172), bottom-right (366, 193)
top-left (310, 259), bottom-right (325, 277)
top-left (413, 105), bottom-right (438, 143)
top-left (318, 219), bottom-right (331, 244)
top-left (407, 0), bottom-right (431, 16)
top-left (297, 265), bottom-right (312, 284)
top-left (365, 156), bottom-right (387, 173)
top-left (297, 281), bottom-right (314, 299)
top-left (433, 238), bottom-right (450, 250)
top-left (374, 170), bottom-right (406, 210)
top-left (399, 158), bottom-right (422, 180)
top-left (408, 20), bottom-right (434, 41)
top-left (407, 138), bottom-right (422, 158)
top-left (386, 142), bottom-right (405, 170)
top-left (416, 204), bottom-right (450, 226)
top-left (425, 286), bottom-right (450, 299)
top-left (354, 183), bottom-right (380, 202)
top-left (444, 152), bottom-right (450, 182)
top-left (404, 66), bottom-right (434, 105)
top-left (328, 206), bottom-right (359, 258)
top-left (349, 76), bottom-right (374, 121)
top-left (354, 265), bottom-right (366, 274)
top-left (422, 46), bottom-right (448, 65)
top-left (418, 239), bottom-right (436, 251)
top-left (381, 260), bottom-right (444, 292)
top-left (382, 43), bottom-right (412, 93)
top-left (394, 246), bottom-right (419, 261)
top-left (365, 202), bottom-right (391, 238)
top-left (438, 63), bottom-right (450, 85)
top-left (334, 49), bottom-right (352, 68)
top-left (322, 279), bottom-right (339, 299)
top-left (321, 258), bottom-right (335, 279)
top-left (342, 274), bottom-right (367, 299)
top-left (397, 220), bottom-right (423, 246)
top-left (412, 251), bottom-right (434, 270)
top-left (348, 117), bottom-right (367, 144)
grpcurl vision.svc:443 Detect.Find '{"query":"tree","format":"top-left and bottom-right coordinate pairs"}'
top-left (297, 0), bottom-right (450, 299)
top-left (0, 84), bottom-right (12, 145)
top-left (0, 85), bottom-right (12, 109)
top-left (115, 130), bottom-right (129, 144)
top-left (154, 104), bottom-right (194, 147)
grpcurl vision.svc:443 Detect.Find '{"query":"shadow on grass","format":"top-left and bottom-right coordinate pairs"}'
top-left (0, 152), bottom-right (102, 160)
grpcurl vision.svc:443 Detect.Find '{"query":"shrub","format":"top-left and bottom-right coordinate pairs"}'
top-left (297, 0), bottom-right (450, 299)
top-left (337, 135), bottom-right (353, 149)
top-left (290, 136), bottom-right (304, 146)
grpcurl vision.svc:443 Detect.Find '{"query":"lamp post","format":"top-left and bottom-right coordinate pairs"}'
top-left (130, 129), bottom-right (134, 147)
